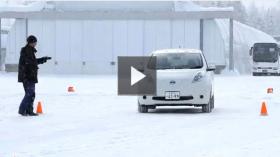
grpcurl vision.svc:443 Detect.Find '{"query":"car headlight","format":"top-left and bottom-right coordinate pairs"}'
top-left (192, 72), bottom-right (205, 83)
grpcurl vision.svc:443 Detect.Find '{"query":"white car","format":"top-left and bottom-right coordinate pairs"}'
top-left (138, 49), bottom-right (215, 113)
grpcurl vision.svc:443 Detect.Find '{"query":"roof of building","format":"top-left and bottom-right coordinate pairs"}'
top-left (0, 1), bottom-right (233, 12)
top-left (0, 1), bottom-right (48, 12)
top-left (0, 1), bottom-right (234, 19)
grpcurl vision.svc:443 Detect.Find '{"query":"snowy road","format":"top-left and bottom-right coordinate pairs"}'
top-left (1, 73), bottom-right (280, 157)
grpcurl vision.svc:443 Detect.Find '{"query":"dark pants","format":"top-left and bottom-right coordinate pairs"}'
top-left (19, 81), bottom-right (36, 114)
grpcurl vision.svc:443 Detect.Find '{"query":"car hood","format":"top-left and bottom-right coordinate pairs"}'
top-left (156, 69), bottom-right (205, 96)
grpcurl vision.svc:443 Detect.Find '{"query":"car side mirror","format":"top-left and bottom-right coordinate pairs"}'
top-left (249, 47), bottom-right (253, 56)
top-left (207, 64), bottom-right (216, 72)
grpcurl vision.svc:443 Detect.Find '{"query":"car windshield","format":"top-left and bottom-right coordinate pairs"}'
top-left (155, 53), bottom-right (203, 70)
top-left (253, 46), bottom-right (279, 63)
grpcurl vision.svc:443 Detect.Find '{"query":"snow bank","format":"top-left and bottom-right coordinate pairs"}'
top-left (220, 69), bottom-right (240, 76)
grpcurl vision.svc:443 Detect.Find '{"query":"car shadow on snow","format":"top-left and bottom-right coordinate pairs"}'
top-left (148, 107), bottom-right (204, 114)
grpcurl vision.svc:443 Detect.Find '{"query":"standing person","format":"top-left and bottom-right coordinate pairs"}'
top-left (18, 35), bottom-right (51, 116)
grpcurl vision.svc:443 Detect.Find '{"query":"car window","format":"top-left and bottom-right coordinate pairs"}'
top-left (155, 53), bottom-right (203, 70)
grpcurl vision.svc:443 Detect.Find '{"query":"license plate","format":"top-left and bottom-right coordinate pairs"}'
top-left (165, 91), bottom-right (180, 100)
top-left (263, 70), bottom-right (268, 73)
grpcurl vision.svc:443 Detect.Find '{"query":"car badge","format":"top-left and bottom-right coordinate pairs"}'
top-left (170, 80), bottom-right (176, 85)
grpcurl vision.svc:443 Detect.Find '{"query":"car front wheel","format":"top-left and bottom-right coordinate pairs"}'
top-left (202, 96), bottom-right (214, 113)
top-left (210, 95), bottom-right (214, 109)
top-left (138, 102), bottom-right (148, 113)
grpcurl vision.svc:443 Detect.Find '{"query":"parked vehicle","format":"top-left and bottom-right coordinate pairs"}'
top-left (250, 43), bottom-right (280, 76)
top-left (138, 49), bottom-right (215, 113)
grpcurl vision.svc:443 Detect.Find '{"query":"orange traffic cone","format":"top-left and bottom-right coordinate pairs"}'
top-left (36, 101), bottom-right (43, 114)
top-left (68, 86), bottom-right (75, 92)
top-left (260, 101), bottom-right (268, 116)
top-left (267, 88), bottom-right (273, 94)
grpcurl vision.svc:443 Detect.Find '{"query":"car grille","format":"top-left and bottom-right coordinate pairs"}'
top-left (258, 67), bottom-right (273, 69)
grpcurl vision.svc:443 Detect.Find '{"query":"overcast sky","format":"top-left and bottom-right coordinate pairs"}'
top-left (242, 0), bottom-right (279, 9)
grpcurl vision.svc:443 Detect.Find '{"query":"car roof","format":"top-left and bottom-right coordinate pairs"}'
top-left (151, 49), bottom-right (202, 55)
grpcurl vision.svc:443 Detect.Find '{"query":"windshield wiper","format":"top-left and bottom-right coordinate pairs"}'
top-left (190, 66), bottom-right (203, 69)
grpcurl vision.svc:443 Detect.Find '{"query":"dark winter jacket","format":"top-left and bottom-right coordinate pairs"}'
top-left (18, 45), bottom-right (47, 83)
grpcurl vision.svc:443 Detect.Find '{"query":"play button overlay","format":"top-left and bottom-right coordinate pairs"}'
top-left (118, 56), bottom-right (156, 95)
top-left (131, 66), bottom-right (146, 86)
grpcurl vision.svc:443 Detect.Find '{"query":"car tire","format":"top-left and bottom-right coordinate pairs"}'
top-left (202, 96), bottom-right (213, 113)
top-left (210, 95), bottom-right (214, 109)
top-left (138, 102), bottom-right (148, 113)
top-left (202, 104), bottom-right (210, 113)
top-left (253, 72), bottom-right (259, 76)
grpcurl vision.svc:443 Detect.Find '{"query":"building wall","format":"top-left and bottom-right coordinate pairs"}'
top-left (203, 19), bottom-right (226, 66)
top-left (6, 18), bottom-right (226, 74)
top-left (6, 19), bottom-right (25, 65)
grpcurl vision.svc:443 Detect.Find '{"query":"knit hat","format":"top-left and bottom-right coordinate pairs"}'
top-left (27, 35), bottom-right (37, 44)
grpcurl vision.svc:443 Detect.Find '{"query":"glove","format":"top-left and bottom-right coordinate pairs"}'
top-left (42, 56), bottom-right (52, 63)
top-left (43, 56), bottom-right (52, 61)
top-left (37, 56), bottom-right (52, 64)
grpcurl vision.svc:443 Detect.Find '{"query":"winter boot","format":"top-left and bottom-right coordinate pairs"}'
top-left (27, 106), bottom-right (38, 116)
top-left (18, 110), bottom-right (28, 116)
top-left (28, 112), bottom-right (38, 116)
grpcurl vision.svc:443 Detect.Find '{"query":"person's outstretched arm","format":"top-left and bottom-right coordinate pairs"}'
top-left (37, 56), bottom-right (52, 64)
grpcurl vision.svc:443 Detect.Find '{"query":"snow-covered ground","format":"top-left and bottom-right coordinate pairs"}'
top-left (1, 73), bottom-right (280, 157)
